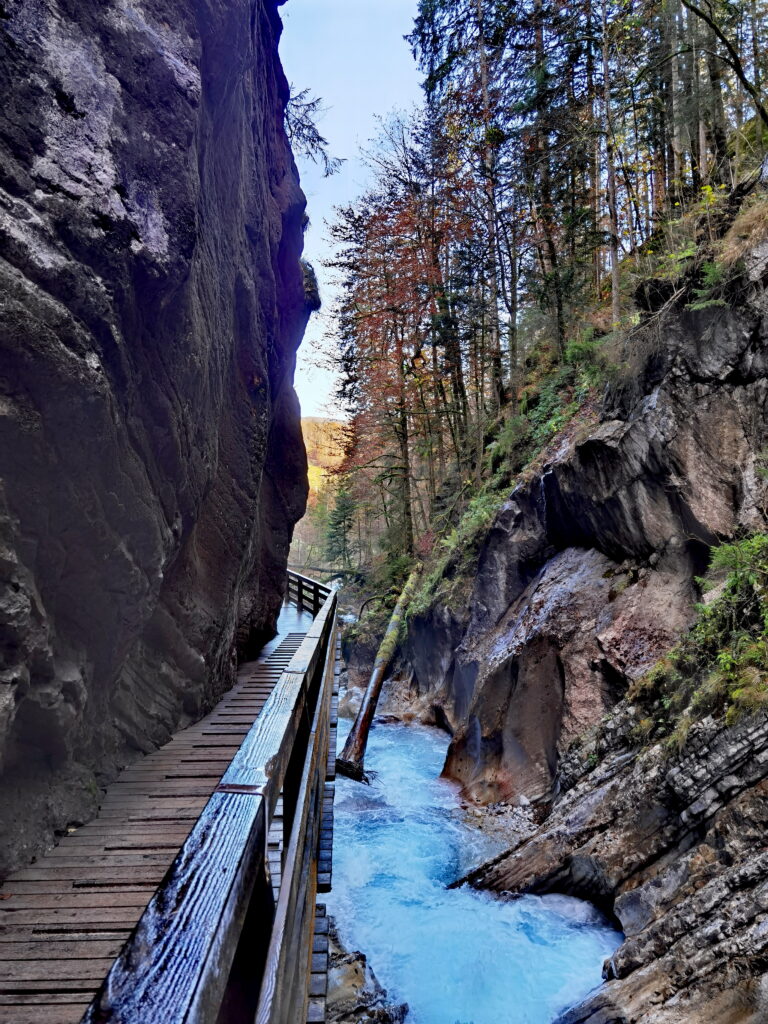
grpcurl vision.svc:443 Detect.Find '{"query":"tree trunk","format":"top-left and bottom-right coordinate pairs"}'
top-left (475, 0), bottom-right (504, 411)
top-left (602, 0), bottom-right (622, 329)
top-left (337, 567), bottom-right (422, 781)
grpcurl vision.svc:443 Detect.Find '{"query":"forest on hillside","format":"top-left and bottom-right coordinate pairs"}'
top-left (310, 0), bottom-right (768, 591)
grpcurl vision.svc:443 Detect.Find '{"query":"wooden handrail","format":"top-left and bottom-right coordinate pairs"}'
top-left (81, 583), bottom-right (338, 1024)
top-left (287, 569), bottom-right (331, 616)
top-left (255, 599), bottom-right (336, 1024)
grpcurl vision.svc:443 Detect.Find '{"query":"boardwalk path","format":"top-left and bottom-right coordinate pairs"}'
top-left (0, 603), bottom-right (314, 1024)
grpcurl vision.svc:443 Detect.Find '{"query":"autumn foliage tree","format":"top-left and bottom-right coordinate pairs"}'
top-left (324, 0), bottom-right (768, 577)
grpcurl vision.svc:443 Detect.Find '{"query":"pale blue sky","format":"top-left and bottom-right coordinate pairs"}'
top-left (280, 0), bottom-right (421, 418)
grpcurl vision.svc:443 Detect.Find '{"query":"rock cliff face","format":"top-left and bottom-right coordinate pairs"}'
top-left (460, 707), bottom-right (768, 1023)
top-left (391, 254), bottom-right (768, 1020)
top-left (0, 0), bottom-right (309, 875)
top-left (403, 269), bottom-right (768, 806)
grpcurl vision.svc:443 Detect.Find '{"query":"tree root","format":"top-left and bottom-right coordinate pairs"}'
top-left (335, 758), bottom-right (378, 784)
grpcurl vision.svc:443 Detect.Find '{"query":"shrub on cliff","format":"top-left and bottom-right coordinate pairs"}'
top-left (630, 534), bottom-right (768, 747)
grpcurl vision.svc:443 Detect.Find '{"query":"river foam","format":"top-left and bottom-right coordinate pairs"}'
top-left (328, 720), bottom-right (622, 1024)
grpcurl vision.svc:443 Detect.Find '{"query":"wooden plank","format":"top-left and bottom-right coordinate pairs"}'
top-left (0, 880), bottom-right (156, 897)
top-left (0, 930), bottom-right (131, 945)
top-left (51, 824), bottom-right (194, 839)
top-left (0, 907), bottom-right (145, 927)
top-left (0, 940), bottom-right (125, 959)
top-left (0, 958), bottom-right (116, 980)
top-left (0, 978), bottom-right (106, 992)
top-left (0, 891), bottom-right (150, 909)
top-left (307, 997), bottom-right (325, 1023)
top-left (309, 974), bottom-right (326, 997)
top-left (56, 838), bottom-right (190, 851)
top-left (40, 854), bottom-right (175, 868)
top-left (0, 992), bottom-right (94, 1004)
top-left (81, 793), bottom-right (269, 1023)
top-left (0, 1008), bottom-right (88, 1024)
top-left (11, 867), bottom-right (168, 883)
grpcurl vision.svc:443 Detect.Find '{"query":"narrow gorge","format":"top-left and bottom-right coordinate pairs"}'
top-left (2, 0), bottom-right (768, 1022)
top-left (339, 272), bottom-right (768, 1023)
top-left (400, 281), bottom-right (768, 1022)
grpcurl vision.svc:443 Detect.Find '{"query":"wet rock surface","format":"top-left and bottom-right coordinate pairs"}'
top-left (0, 0), bottom-right (309, 875)
top-left (459, 708), bottom-right (768, 1023)
top-left (403, 297), bottom-right (768, 805)
top-left (326, 917), bottom-right (408, 1024)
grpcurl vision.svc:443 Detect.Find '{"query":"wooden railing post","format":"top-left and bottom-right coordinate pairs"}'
top-left (287, 571), bottom-right (332, 621)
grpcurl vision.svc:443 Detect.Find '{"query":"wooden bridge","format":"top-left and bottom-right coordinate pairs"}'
top-left (0, 571), bottom-right (339, 1024)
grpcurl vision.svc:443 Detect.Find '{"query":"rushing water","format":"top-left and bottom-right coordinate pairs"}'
top-left (328, 719), bottom-right (622, 1024)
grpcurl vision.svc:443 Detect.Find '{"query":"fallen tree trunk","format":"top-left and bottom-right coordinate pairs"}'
top-left (336, 567), bottom-right (421, 782)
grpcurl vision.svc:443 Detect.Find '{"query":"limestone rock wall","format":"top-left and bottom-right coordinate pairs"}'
top-left (0, 0), bottom-right (309, 875)
top-left (403, 280), bottom-right (768, 805)
top-left (460, 708), bottom-right (768, 1023)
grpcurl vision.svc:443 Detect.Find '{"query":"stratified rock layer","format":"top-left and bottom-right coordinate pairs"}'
top-left (460, 708), bottom-right (768, 1023)
top-left (0, 0), bottom-right (309, 875)
top-left (404, 290), bottom-right (768, 804)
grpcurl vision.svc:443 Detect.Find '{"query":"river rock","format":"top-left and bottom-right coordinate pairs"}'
top-left (0, 0), bottom-right (310, 875)
top-left (339, 684), bottom-right (364, 720)
top-left (460, 708), bottom-right (768, 1022)
top-left (327, 917), bottom-right (408, 1024)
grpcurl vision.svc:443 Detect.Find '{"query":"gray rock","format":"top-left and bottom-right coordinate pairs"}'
top-left (338, 685), bottom-right (364, 720)
top-left (0, 0), bottom-right (310, 875)
top-left (327, 917), bottom-right (408, 1024)
top-left (402, 297), bottom-right (768, 806)
top-left (463, 712), bottom-right (768, 1023)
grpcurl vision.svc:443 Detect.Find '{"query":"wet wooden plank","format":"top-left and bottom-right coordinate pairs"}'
top-left (80, 792), bottom-right (270, 1022)
top-left (0, 599), bottom-right (334, 1024)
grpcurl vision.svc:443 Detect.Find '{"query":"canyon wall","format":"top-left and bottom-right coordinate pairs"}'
top-left (393, 248), bottom-right (768, 1020)
top-left (403, 250), bottom-right (768, 806)
top-left (461, 700), bottom-right (768, 1022)
top-left (0, 0), bottom-right (309, 874)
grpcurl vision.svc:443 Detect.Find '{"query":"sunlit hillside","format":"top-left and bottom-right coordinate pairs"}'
top-left (302, 417), bottom-right (345, 502)
top-left (290, 418), bottom-right (347, 573)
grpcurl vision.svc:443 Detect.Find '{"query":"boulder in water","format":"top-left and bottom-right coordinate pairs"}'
top-left (326, 917), bottom-right (408, 1024)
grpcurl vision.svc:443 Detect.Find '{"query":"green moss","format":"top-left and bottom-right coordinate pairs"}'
top-left (408, 342), bottom-right (607, 623)
top-left (409, 485), bottom-right (507, 619)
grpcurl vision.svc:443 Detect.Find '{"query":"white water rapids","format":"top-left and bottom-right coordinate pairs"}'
top-left (328, 719), bottom-right (622, 1024)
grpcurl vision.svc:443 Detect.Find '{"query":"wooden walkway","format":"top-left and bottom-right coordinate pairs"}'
top-left (0, 617), bottom-right (321, 1024)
